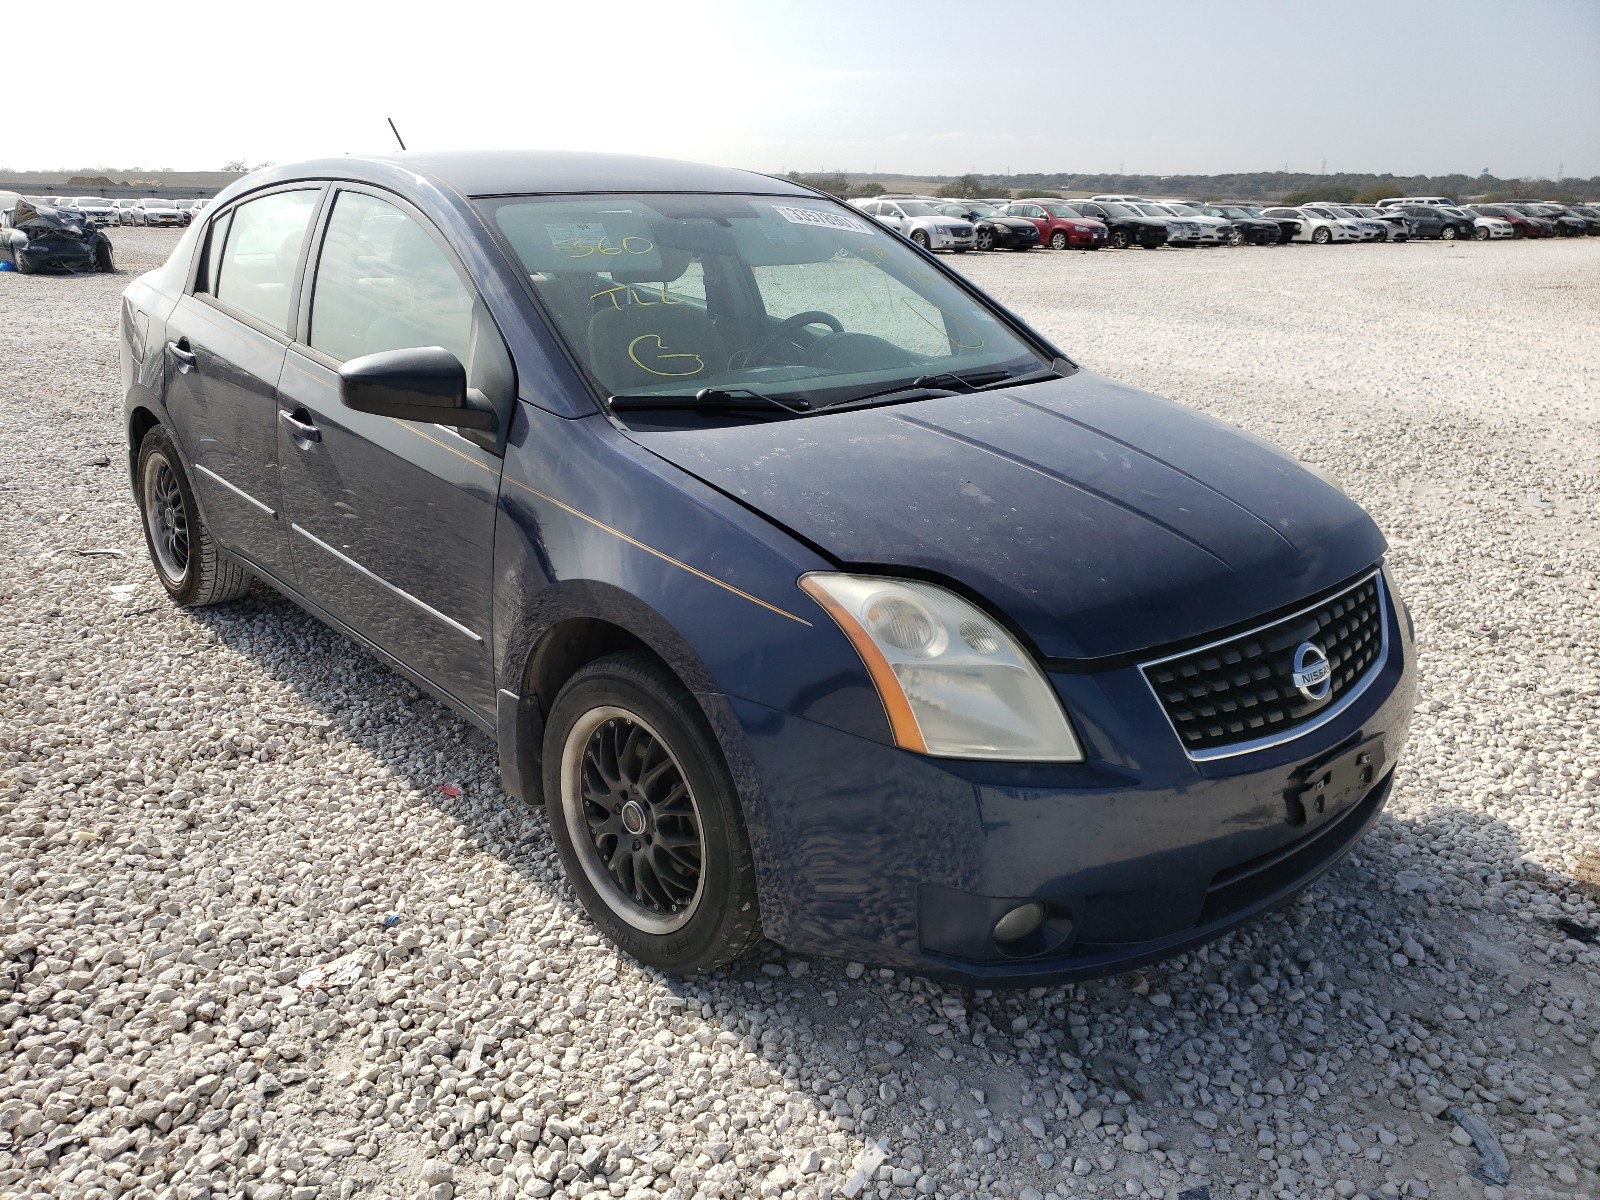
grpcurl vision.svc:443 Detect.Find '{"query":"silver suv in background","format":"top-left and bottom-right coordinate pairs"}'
top-left (849, 198), bottom-right (976, 252)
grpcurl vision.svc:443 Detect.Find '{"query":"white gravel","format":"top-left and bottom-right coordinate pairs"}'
top-left (2, 229), bottom-right (1598, 1200)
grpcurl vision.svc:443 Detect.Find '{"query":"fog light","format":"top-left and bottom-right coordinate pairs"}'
top-left (992, 902), bottom-right (1048, 945)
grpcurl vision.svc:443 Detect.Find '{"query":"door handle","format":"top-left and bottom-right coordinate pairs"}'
top-left (168, 338), bottom-right (196, 371)
top-left (279, 408), bottom-right (321, 444)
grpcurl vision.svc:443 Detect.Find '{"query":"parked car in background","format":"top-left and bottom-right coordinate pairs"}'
top-left (849, 198), bottom-right (975, 252)
top-left (1262, 207), bottom-right (1357, 244)
top-left (1438, 205), bottom-right (1512, 240)
top-left (926, 202), bottom-right (1041, 251)
top-left (1147, 202), bottom-right (1232, 246)
top-left (1511, 204), bottom-right (1588, 237)
top-left (997, 200), bottom-right (1107, 249)
top-left (113, 199), bottom-right (146, 226)
top-left (1067, 200), bottom-right (1170, 249)
top-left (1193, 204), bottom-right (1282, 245)
top-left (70, 197), bottom-right (124, 227)
top-left (119, 149), bottom-right (1416, 982)
top-left (1123, 203), bottom-right (1204, 246)
top-left (1236, 205), bottom-right (1301, 244)
top-left (1561, 204), bottom-right (1600, 235)
top-left (1394, 205), bottom-right (1475, 241)
top-left (3, 198), bottom-right (115, 273)
top-left (1465, 204), bottom-right (1556, 238)
top-left (1300, 205), bottom-right (1386, 242)
top-left (133, 198), bottom-right (188, 229)
top-left (1337, 206), bottom-right (1411, 242)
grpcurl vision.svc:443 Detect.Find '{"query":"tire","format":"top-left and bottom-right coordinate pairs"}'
top-left (11, 244), bottom-right (29, 274)
top-left (542, 651), bottom-right (763, 973)
top-left (1312, 226), bottom-right (1332, 244)
top-left (910, 229), bottom-right (930, 249)
top-left (136, 425), bottom-right (253, 606)
top-left (1511, 226), bottom-right (1524, 239)
top-left (1474, 226), bottom-right (1490, 241)
top-left (95, 240), bottom-right (115, 272)
top-left (1441, 224), bottom-right (1458, 241)
top-left (975, 230), bottom-right (994, 251)
top-left (1109, 229), bottom-right (1131, 249)
top-left (1228, 228), bottom-right (1245, 246)
top-left (1049, 231), bottom-right (1069, 250)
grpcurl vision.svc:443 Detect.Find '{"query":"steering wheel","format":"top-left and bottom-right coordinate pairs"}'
top-left (745, 310), bottom-right (844, 366)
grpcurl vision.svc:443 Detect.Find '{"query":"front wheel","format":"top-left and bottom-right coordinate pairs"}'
top-left (1049, 231), bottom-right (1069, 249)
top-left (1474, 226), bottom-right (1490, 241)
top-left (136, 425), bottom-right (253, 605)
top-left (1228, 228), bottom-right (1245, 246)
top-left (910, 229), bottom-right (930, 249)
top-left (1312, 226), bottom-right (1332, 244)
top-left (543, 652), bottom-right (764, 973)
top-left (1109, 229), bottom-right (1131, 249)
top-left (1441, 224), bottom-right (1458, 241)
top-left (975, 230), bottom-right (994, 251)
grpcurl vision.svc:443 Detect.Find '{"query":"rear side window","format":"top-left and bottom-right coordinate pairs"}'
top-left (213, 190), bottom-right (320, 333)
top-left (307, 190), bottom-right (474, 366)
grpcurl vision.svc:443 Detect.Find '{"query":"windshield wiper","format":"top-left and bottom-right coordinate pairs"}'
top-left (609, 386), bottom-right (810, 415)
top-left (819, 367), bottom-right (1062, 412)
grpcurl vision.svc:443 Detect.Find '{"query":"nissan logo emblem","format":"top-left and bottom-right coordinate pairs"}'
top-left (1292, 641), bottom-right (1332, 702)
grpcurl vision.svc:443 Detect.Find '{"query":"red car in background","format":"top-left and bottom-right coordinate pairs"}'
top-left (1466, 204), bottom-right (1556, 238)
top-left (998, 199), bottom-right (1109, 249)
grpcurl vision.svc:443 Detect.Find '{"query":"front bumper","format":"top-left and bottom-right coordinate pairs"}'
top-left (728, 572), bottom-right (1417, 984)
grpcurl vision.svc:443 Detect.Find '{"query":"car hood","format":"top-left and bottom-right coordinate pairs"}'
top-left (630, 371), bottom-right (1386, 661)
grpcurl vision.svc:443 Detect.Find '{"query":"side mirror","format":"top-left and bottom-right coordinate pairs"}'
top-left (339, 346), bottom-right (495, 430)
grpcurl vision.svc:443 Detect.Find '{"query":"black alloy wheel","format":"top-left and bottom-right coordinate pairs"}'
top-left (1109, 228), bottom-right (1131, 249)
top-left (1049, 231), bottom-right (1069, 249)
top-left (135, 425), bottom-right (253, 605)
top-left (544, 652), bottom-right (763, 972)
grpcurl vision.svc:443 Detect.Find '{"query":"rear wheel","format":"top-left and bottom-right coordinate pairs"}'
top-left (1312, 226), bottom-right (1332, 244)
top-left (1049, 230), bottom-right (1069, 249)
top-left (136, 425), bottom-right (253, 606)
top-left (543, 652), bottom-right (763, 973)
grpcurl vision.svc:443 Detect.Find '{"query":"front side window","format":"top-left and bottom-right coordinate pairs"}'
top-left (308, 191), bottom-right (473, 365)
top-left (213, 190), bottom-right (320, 333)
top-left (482, 193), bottom-right (1047, 417)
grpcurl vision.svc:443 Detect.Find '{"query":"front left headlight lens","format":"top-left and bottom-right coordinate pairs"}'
top-left (799, 573), bottom-right (1084, 762)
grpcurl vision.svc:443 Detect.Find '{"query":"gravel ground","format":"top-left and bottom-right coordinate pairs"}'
top-left (2, 228), bottom-right (1598, 1200)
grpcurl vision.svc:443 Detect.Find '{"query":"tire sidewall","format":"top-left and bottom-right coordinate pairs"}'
top-left (542, 655), bottom-right (760, 973)
top-left (137, 426), bottom-right (206, 604)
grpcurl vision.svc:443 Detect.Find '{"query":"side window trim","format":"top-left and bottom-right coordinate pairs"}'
top-left (188, 182), bottom-right (329, 344)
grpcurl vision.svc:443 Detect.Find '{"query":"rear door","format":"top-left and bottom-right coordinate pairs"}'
top-left (161, 186), bottom-right (324, 579)
top-left (275, 185), bottom-right (512, 718)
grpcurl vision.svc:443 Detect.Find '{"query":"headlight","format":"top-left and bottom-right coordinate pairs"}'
top-left (799, 573), bottom-right (1084, 762)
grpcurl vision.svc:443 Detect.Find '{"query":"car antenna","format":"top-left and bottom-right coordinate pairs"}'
top-left (386, 118), bottom-right (407, 151)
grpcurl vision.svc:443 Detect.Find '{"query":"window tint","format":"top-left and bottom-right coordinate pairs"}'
top-left (213, 190), bottom-right (320, 333)
top-left (309, 191), bottom-right (473, 365)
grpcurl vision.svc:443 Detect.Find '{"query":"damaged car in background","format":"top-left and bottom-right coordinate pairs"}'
top-left (3, 199), bottom-right (115, 273)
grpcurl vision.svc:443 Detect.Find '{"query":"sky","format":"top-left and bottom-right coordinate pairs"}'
top-left (8, 0), bottom-right (1598, 180)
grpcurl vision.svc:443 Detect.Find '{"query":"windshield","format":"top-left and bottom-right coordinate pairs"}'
top-left (1162, 202), bottom-right (1200, 214)
top-left (1099, 203), bottom-right (1138, 218)
top-left (483, 193), bottom-right (1047, 416)
top-left (967, 203), bottom-right (997, 217)
top-left (1440, 207), bottom-right (1470, 218)
top-left (1041, 204), bottom-right (1083, 218)
top-left (898, 202), bottom-right (939, 217)
top-left (1130, 204), bottom-right (1172, 218)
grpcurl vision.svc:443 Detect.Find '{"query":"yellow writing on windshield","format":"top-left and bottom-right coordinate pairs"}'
top-left (628, 334), bottom-right (705, 378)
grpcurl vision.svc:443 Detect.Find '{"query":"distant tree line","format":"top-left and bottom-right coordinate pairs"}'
top-left (812, 169), bottom-right (1599, 204)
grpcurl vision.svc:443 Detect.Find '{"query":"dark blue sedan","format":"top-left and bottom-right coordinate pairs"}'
top-left (120, 151), bottom-right (1416, 982)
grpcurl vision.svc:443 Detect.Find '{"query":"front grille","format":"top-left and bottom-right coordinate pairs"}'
top-left (1142, 572), bottom-right (1387, 757)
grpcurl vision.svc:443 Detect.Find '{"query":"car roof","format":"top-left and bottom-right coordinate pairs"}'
top-left (243, 150), bottom-right (816, 199)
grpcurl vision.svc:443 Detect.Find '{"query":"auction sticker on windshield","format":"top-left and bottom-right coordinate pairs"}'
top-left (771, 205), bottom-right (873, 234)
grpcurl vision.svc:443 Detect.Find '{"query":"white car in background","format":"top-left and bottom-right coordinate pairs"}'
top-left (70, 197), bottom-right (123, 227)
top-left (1442, 204), bottom-right (1513, 240)
top-left (1261, 207), bottom-right (1358, 244)
top-left (848, 198), bottom-right (976, 252)
top-left (1148, 201), bottom-right (1234, 246)
top-left (1300, 205), bottom-right (1386, 241)
top-left (1332, 205), bottom-right (1411, 242)
top-left (133, 198), bottom-right (186, 228)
